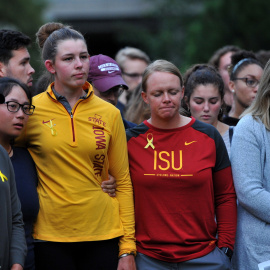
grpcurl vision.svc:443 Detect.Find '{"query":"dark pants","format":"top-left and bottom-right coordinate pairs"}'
top-left (136, 246), bottom-right (232, 270)
top-left (35, 238), bottom-right (119, 270)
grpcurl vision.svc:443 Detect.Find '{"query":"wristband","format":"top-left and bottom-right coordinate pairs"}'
top-left (119, 252), bottom-right (135, 259)
top-left (220, 247), bottom-right (233, 260)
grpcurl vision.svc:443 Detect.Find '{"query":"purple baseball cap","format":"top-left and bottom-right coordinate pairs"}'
top-left (88, 54), bottom-right (128, 92)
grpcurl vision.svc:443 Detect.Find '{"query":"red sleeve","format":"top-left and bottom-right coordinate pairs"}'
top-left (213, 166), bottom-right (237, 250)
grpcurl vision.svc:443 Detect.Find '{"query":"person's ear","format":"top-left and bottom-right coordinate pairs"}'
top-left (45, 60), bottom-right (56, 74)
top-left (180, 86), bottom-right (185, 99)
top-left (228, 80), bottom-right (235, 93)
top-left (141, 91), bottom-right (149, 104)
top-left (0, 62), bottom-right (7, 77)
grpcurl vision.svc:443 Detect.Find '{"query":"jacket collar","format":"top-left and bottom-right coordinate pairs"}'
top-left (46, 81), bottom-right (94, 100)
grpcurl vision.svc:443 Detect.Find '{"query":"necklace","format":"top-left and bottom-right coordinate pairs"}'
top-left (8, 146), bottom-right (12, 156)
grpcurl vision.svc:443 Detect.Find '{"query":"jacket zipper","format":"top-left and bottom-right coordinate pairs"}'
top-left (70, 112), bottom-right (75, 142)
top-left (47, 90), bottom-right (92, 143)
top-left (70, 100), bottom-right (84, 142)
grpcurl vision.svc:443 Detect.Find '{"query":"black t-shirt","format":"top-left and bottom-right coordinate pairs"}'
top-left (222, 116), bottom-right (239, 126)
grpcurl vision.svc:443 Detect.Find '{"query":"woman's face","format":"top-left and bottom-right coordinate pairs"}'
top-left (46, 39), bottom-right (90, 91)
top-left (0, 85), bottom-right (29, 142)
top-left (142, 71), bottom-right (183, 121)
top-left (188, 84), bottom-right (222, 126)
top-left (232, 64), bottom-right (263, 109)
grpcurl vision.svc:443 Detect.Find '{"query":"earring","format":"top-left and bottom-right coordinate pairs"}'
top-left (220, 108), bottom-right (223, 114)
top-left (231, 89), bottom-right (235, 93)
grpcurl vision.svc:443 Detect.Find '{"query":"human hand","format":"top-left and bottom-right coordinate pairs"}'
top-left (117, 255), bottom-right (136, 270)
top-left (11, 264), bottom-right (23, 270)
top-left (101, 174), bottom-right (116, 197)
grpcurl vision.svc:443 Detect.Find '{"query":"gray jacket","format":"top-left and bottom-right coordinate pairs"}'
top-left (0, 145), bottom-right (26, 270)
top-left (231, 115), bottom-right (270, 270)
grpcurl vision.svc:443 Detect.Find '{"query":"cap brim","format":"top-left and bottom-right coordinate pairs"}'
top-left (92, 76), bottom-right (128, 92)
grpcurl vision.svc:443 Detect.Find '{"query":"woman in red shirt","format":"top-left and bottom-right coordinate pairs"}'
top-left (126, 60), bottom-right (237, 270)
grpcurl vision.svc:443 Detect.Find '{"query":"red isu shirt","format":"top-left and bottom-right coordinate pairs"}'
top-left (126, 117), bottom-right (237, 262)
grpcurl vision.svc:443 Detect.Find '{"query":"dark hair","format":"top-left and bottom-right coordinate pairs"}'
top-left (183, 64), bottom-right (224, 119)
top-left (0, 29), bottom-right (31, 65)
top-left (209, 45), bottom-right (240, 69)
top-left (0, 93), bottom-right (4, 104)
top-left (36, 22), bottom-right (86, 62)
top-left (255, 50), bottom-right (270, 68)
top-left (229, 50), bottom-right (263, 80)
top-left (34, 72), bottom-right (54, 95)
top-left (0, 77), bottom-right (32, 105)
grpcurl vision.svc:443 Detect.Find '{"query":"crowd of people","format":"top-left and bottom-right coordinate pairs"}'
top-left (0, 21), bottom-right (270, 270)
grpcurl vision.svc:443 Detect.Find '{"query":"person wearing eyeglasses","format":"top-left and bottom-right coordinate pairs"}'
top-left (88, 54), bottom-right (136, 129)
top-left (230, 60), bottom-right (270, 269)
top-left (115, 47), bottom-right (150, 115)
top-left (0, 77), bottom-right (36, 270)
top-left (222, 50), bottom-right (263, 126)
top-left (0, 142), bottom-right (26, 270)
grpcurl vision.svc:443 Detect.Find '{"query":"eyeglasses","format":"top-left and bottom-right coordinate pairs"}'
top-left (233, 77), bottom-right (260, 88)
top-left (100, 86), bottom-right (125, 98)
top-left (4, 101), bottom-right (35, 115)
top-left (122, 72), bottom-right (143, 79)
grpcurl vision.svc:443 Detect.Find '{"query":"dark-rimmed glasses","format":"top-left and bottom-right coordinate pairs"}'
top-left (99, 86), bottom-right (125, 98)
top-left (4, 101), bottom-right (35, 115)
top-left (233, 77), bottom-right (260, 88)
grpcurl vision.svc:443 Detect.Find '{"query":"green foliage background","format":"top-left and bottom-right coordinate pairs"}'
top-left (1, 0), bottom-right (269, 76)
top-left (117, 0), bottom-right (270, 72)
top-left (185, 0), bottom-right (270, 66)
top-left (0, 0), bottom-right (47, 77)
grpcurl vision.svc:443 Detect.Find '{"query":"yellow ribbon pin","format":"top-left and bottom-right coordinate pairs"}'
top-left (144, 133), bottom-right (155, 149)
top-left (0, 170), bottom-right (8, 182)
top-left (45, 120), bottom-right (57, 136)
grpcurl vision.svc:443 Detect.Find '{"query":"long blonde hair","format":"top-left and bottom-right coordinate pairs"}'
top-left (242, 60), bottom-right (270, 129)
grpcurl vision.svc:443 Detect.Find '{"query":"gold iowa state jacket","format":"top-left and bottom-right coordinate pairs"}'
top-left (16, 82), bottom-right (136, 256)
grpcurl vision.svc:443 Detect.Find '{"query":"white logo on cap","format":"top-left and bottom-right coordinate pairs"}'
top-left (98, 63), bottom-right (120, 73)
